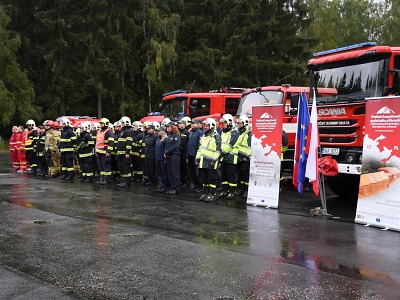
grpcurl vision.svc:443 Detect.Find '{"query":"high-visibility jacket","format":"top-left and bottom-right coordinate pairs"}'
top-left (25, 129), bottom-right (38, 151)
top-left (9, 133), bottom-right (18, 151)
top-left (59, 127), bottom-right (77, 152)
top-left (78, 131), bottom-right (94, 158)
top-left (131, 130), bottom-right (143, 157)
top-left (36, 132), bottom-right (46, 156)
top-left (95, 128), bottom-right (114, 154)
top-left (116, 126), bottom-right (134, 155)
top-left (235, 126), bottom-right (251, 161)
top-left (196, 130), bottom-right (221, 169)
top-left (220, 128), bottom-right (239, 164)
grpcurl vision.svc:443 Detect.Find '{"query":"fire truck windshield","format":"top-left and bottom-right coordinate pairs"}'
top-left (313, 58), bottom-right (388, 104)
top-left (236, 90), bottom-right (284, 117)
top-left (161, 98), bottom-right (187, 119)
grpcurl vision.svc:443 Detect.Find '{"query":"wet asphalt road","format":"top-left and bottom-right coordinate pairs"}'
top-left (0, 153), bottom-right (399, 300)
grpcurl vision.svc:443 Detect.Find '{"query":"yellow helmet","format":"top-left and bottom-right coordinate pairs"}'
top-left (100, 118), bottom-right (110, 127)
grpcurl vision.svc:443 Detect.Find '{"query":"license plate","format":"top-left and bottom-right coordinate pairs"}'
top-left (322, 147), bottom-right (340, 155)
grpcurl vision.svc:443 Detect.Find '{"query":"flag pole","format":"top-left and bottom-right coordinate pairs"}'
top-left (318, 147), bottom-right (328, 215)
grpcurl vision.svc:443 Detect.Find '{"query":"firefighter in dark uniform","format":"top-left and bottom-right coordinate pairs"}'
top-left (35, 125), bottom-right (47, 176)
top-left (112, 121), bottom-right (122, 180)
top-left (219, 113), bottom-right (239, 199)
top-left (144, 124), bottom-right (158, 188)
top-left (95, 118), bottom-right (114, 184)
top-left (188, 119), bottom-right (203, 192)
top-left (91, 122), bottom-right (100, 178)
top-left (25, 119), bottom-right (38, 174)
top-left (165, 122), bottom-right (181, 194)
top-left (116, 117), bottom-right (134, 188)
top-left (131, 121), bottom-right (144, 182)
top-left (234, 115), bottom-right (252, 198)
top-left (196, 118), bottom-right (221, 202)
top-left (78, 122), bottom-right (95, 182)
top-left (58, 117), bottom-right (77, 180)
top-left (178, 116), bottom-right (190, 188)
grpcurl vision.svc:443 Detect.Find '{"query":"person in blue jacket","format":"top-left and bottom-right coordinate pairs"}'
top-left (164, 122), bottom-right (181, 194)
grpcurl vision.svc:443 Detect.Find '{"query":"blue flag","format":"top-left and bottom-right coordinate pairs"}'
top-left (293, 91), bottom-right (310, 193)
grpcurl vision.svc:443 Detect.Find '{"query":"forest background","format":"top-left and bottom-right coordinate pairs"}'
top-left (0, 0), bottom-right (399, 138)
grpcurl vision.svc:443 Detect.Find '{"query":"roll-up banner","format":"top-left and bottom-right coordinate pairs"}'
top-left (355, 97), bottom-right (400, 231)
top-left (247, 105), bottom-right (283, 208)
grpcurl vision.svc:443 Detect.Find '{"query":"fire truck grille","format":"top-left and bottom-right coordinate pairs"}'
top-left (320, 137), bottom-right (357, 143)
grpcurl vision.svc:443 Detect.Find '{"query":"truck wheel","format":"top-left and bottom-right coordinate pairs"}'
top-left (327, 174), bottom-right (360, 200)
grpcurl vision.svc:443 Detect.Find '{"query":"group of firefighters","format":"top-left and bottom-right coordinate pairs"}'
top-left (9, 114), bottom-right (253, 202)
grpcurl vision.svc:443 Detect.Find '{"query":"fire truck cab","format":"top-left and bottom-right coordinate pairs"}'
top-left (236, 85), bottom-right (336, 173)
top-left (307, 42), bottom-right (400, 198)
top-left (140, 87), bottom-right (247, 123)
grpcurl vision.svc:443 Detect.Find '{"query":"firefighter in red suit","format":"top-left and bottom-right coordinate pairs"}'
top-left (9, 126), bottom-right (20, 172)
top-left (16, 126), bottom-right (27, 172)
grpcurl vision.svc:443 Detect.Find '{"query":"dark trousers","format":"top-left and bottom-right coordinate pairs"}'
top-left (188, 156), bottom-right (201, 188)
top-left (221, 162), bottom-right (237, 188)
top-left (180, 155), bottom-right (189, 185)
top-left (132, 155), bottom-right (143, 180)
top-left (61, 151), bottom-right (74, 177)
top-left (26, 150), bottom-right (37, 169)
top-left (145, 156), bottom-right (157, 186)
top-left (198, 168), bottom-right (218, 188)
top-left (156, 160), bottom-right (169, 189)
top-left (81, 156), bottom-right (94, 178)
top-left (118, 155), bottom-right (132, 185)
top-left (237, 160), bottom-right (250, 190)
top-left (166, 154), bottom-right (180, 191)
top-left (96, 153), bottom-right (112, 181)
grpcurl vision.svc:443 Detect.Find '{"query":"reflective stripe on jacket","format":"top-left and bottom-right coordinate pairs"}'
top-left (196, 130), bottom-right (221, 169)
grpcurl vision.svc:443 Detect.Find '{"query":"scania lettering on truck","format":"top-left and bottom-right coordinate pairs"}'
top-left (307, 42), bottom-right (400, 198)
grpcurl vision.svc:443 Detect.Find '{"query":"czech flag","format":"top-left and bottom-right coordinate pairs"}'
top-left (292, 91), bottom-right (310, 193)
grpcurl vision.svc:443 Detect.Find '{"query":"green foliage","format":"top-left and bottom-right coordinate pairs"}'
top-left (0, 6), bottom-right (40, 126)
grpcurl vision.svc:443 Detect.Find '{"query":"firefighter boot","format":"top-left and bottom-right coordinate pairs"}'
top-left (205, 187), bottom-right (217, 202)
top-left (226, 187), bottom-right (236, 200)
top-left (199, 187), bottom-right (210, 201)
top-left (96, 175), bottom-right (104, 184)
top-left (218, 185), bottom-right (229, 199)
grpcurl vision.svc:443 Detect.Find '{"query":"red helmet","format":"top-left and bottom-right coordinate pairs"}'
top-left (54, 122), bottom-right (60, 129)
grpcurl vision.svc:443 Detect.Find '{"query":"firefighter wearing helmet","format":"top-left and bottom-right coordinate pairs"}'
top-left (178, 116), bottom-right (191, 187)
top-left (58, 117), bottom-right (77, 180)
top-left (234, 115), bottom-right (251, 198)
top-left (35, 122), bottom-right (47, 176)
top-left (43, 120), bottom-right (60, 177)
top-left (131, 121), bottom-right (145, 182)
top-left (77, 122), bottom-right (95, 182)
top-left (196, 118), bottom-right (221, 202)
top-left (95, 118), bottom-right (114, 184)
top-left (116, 117), bottom-right (134, 187)
top-left (218, 113), bottom-right (239, 199)
top-left (25, 119), bottom-right (38, 174)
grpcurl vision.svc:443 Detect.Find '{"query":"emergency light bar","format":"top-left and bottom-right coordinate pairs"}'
top-left (312, 42), bottom-right (377, 57)
top-left (162, 89), bottom-right (187, 97)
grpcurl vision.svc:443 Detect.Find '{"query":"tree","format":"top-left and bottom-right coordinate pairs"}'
top-left (0, 6), bottom-right (40, 126)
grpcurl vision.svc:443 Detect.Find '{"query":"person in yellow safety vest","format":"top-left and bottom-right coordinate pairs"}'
top-left (58, 117), bottom-right (77, 180)
top-left (25, 119), bottom-right (38, 174)
top-left (196, 118), bottom-right (221, 202)
top-left (44, 120), bottom-right (61, 178)
top-left (234, 115), bottom-right (252, 199)
top-left (218, 113), bottom-right (240, 200)
top-left (95, 118), bottom-right (114, 185)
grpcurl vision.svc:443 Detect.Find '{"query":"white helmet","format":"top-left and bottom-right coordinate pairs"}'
top-left (85, 121), bottom-right (92, 130)
top-left (179, 116), bottom-right (191, 127)
top-left (152, 121), bottom-right (161, 131)
top-left (120, 116), bottom-right (131, 127)
top-left (108, 123), bottom-right (114, 130)
top-left (220, 113), bottom-right (234, 126)
top-left (161, 118), bottom-right (171, 126)
top-left (78, 122), bottom-right (88, 132)
top-left (203, 118), bottom-right (217, 130)
top-left (143, 121), bottom-right (152, 129)
top-left (236, 115), bottom-right (249, 127)
top-left (91, 122), bottom-right (100, 131)
top-left (133, 121), bottom-right (143, 129)
top-left (75, 127), bottom-right (81, 135)
top-left (114, 120), bottom-right (122, 127)
top-left (26, 119), bottom-right (36, 127)
top-left (60, 117), bottom-right (71, 127)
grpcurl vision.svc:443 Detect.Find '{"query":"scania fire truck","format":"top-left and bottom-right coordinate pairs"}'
top-left (140, 87), bottom-right (247, 123)
top-left (307, 42), bottom-right (400, 198)
top-left (236, 85), bottom-right (336, 173)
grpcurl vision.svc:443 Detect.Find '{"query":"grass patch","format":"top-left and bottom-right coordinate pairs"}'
top-left (0, 140), bottom-right (9, 152)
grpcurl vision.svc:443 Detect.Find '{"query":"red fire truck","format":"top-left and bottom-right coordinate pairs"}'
top-left (236, 84), bottom-right (336, 173)
top-left (56, 116), bottom-right (101, 129)
top-left (307, 42), bottom-right (400, 198)
top-left (140, 87), bottom-right (247, 123)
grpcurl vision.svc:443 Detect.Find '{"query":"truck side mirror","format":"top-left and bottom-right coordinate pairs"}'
top-left (289, 94), bottom-right (299, 109)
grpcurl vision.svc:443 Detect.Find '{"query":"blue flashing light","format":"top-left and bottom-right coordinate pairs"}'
top-left (147, 112), bottom-right (162, 116)
top-left (312, 42), bottom-right (377, 57)
top-left (162, 89), bottom-right (187, 97)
